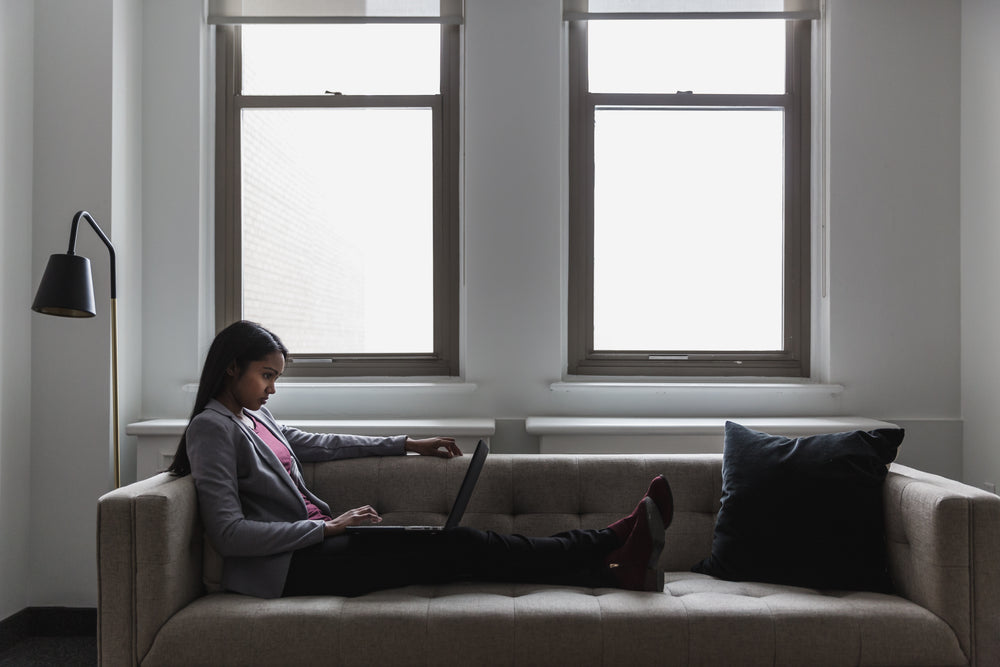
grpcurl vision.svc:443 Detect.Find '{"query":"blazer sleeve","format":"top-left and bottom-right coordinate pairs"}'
top-left (186, 415), bottom-right (325, 558)
top-left (261, 409), bottom-right (407, 462)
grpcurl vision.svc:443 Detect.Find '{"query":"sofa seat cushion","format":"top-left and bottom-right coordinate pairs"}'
top-left (663, 573), bottom-right (966, 666)
top-left (142, 573), bottom-right (967, 667)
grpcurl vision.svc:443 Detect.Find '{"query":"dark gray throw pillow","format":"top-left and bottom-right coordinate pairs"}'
top-left (692, 421), bottom-right (904, 592)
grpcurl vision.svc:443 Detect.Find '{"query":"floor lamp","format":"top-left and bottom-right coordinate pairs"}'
top-left (32, 210), bottom-right (120, 488)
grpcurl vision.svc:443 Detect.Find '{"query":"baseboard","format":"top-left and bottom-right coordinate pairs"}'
top-left (0, 607), bottom-right (96, 651)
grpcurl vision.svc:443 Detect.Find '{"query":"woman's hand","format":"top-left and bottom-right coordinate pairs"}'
top-left (323, 505), bottom-right (382, 536)
top-left (405, 437), bottom-right (463, 458)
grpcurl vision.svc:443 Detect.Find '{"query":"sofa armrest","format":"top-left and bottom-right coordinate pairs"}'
top-left (98, 473), bottom-right (204, 666)
top-left (884, 464), bottom-right (1000, 667)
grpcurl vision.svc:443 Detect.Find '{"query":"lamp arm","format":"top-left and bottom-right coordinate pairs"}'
top-left (67, 210), bottom-right (117, 299)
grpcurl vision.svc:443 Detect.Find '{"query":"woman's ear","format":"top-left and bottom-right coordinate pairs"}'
top-left (226, 362), bottom-right (238, 378)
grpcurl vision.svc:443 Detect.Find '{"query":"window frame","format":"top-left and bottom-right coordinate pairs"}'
top-left (215, 23), bottom-right (461, 377)
top-left (567, 18), bottom-right (812, 377)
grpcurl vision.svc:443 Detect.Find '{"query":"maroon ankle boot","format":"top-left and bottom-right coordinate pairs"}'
top-left (607, 474), bottom-right (674, 544)
top-left (605, 497), bottom-right (666, 592)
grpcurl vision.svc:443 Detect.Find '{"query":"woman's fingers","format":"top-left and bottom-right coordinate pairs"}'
top-left (331, 506), bottom-right (381, 528)
top-left (406, 437), bottom-right (463, 458)
top-left (352, 505), bottom-right (381, 525)
top-left (324, 506), bottom-right (381, 536)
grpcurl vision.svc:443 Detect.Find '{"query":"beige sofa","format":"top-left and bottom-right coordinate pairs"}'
top-left (98, 454), bottom-right (1000, 666)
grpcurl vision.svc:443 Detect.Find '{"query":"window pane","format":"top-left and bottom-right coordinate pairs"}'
top-left (241, 108), bottom-right (434, 354)
top-left (241, 24), bottom-right (440, 95)
top-left (588, 20), bottom-right (785, 94)
top-left (592, 108), bottom-right (784, 351)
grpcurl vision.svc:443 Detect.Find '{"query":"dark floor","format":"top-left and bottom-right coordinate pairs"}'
top-left (0, 608), bottom-right (97, 667)
top-left (0, 636), bottom-right (96, 667)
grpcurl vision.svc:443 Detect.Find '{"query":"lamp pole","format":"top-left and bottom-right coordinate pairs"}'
top-left (110, 289), bottom-right (120, 488)
top-left (70, 212), bottom-right (119, 488)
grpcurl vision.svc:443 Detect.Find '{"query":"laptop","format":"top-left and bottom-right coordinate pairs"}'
top-left (346, 439), bottom-right (489, 534)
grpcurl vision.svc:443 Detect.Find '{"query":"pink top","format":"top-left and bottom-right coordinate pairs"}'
top-left (249, 414), bottom-right (332, 522)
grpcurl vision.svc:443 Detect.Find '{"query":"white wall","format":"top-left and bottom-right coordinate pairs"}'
top-left (0, 0), bottom-right (35, 622)
top-left (825, 0), bottom-right (962, 478)
top-left (113, 0), bottom-right (144, 491)
top-left (141, 0), bottom-right (213, 435)
top-left (961, 0), bottom-right (1000, 491)
top-left (29, 0), bottom-right (143, 608)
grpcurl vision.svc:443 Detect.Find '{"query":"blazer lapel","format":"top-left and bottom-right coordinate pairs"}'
top-left (233, 414), bottom-right (304, 503)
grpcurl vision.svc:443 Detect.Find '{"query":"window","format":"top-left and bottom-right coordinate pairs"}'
top-left (215, 19), bottom-right (460, 377)
top-left (567, 14), bottom-right (813, 377)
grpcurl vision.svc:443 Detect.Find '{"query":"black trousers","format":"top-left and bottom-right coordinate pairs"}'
top-left (283, 527), bottom-right (620, 597)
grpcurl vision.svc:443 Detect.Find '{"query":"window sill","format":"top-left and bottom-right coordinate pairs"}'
top-left (525, 415), bottom-right (892, 437)
top-left (127, 417), bottom-right (494, 437)
top-left (550, 380), bottom-right (843, 396)
top-left (182, 381), bottom-right (478, 394)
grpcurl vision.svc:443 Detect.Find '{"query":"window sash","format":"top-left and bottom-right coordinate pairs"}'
top-left (567, 19), bottom-right (811, 377)
top-left (563, 0), bottom-right (821, 21)
top-left (208, 0), bottom-right (465, 24)
top-left (215, 24), bottom-right (461, 376)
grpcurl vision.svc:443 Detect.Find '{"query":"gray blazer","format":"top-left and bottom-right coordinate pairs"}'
top-left (185, 399), bottom-right (407, 598)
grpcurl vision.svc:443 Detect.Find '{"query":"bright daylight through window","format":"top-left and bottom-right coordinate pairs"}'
top-left (218, 22), bottom-right (460, 376)
top-left (242, 25), bottom-right (435, 355)
top-left (569, 17), bottom-right (811, 377)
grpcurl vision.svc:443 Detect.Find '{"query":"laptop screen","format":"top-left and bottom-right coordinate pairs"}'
top-left (444, 439), bottom-right (489, 529)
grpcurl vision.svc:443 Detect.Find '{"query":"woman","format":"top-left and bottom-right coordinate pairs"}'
top-left (169, 321), bottom-right (673, 599)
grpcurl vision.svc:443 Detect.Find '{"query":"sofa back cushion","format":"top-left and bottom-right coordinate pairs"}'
top-left (308, 453), bottom-right (723, 572)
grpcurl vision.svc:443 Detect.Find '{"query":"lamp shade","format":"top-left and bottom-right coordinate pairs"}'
top-left (31, 253), bottom-right (97, 317)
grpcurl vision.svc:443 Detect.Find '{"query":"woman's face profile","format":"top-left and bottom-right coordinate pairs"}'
top-left (221, 350), bottom-right (285, 413)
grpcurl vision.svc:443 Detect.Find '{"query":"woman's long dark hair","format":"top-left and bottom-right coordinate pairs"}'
top-left (167, 321), bottom-right (288, 476)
